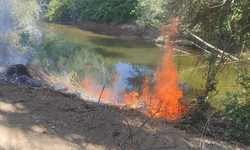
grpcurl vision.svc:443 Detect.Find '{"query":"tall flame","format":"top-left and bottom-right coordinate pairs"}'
top-left (124, 19), bottom-right (186, 121)
top-left (142, 49), bottom-right (185, 120)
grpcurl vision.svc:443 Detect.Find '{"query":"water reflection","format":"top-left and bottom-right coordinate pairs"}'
top-left (116, 63), bottom-right (153, 92)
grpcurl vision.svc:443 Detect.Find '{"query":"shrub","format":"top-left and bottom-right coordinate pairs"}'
top-left (213, 53), bottom-right (250, 140)
top-left (45, 0), bottom-right (137, 23)
top-left (135, 0), bottom-right (165, 28)
top-left (44, 0), bottom-right (167, 27)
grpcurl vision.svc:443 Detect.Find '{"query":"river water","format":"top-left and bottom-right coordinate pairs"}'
top-left (32, 23), bottom-right (238, 103)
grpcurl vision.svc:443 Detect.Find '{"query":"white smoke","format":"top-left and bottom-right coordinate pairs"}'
top-left (0, 0), bottom-right (41, 67)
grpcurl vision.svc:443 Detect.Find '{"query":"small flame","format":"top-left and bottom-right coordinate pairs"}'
top-left (83, 78), bottom-right (94, 96)
top-left (98, 87), bottom-right (111, 99)
top-left (123, 91), bottom-right (139, 108)
top-left (87, 65), bottom-right (91, 71)
top-left (85, 101), bottom-right (92, 105)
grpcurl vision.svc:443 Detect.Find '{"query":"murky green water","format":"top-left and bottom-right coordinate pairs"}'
top-left (35, 23), bottom-right (239, 103)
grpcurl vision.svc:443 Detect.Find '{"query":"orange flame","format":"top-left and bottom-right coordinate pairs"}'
top-left (83, 78), bottom-right (94, 96)
top-left (123, 91), bottom-right (139, 109)
top-left (123, 19), bottom-right (187, 121)
top-left (142, 49), bottom-right (185, 120)
top-left (87, 65), bottom-right (91, 71)
top-left (85, 101), bottom-right (92, 105)
top-left (144, 19), bottom-right (186, 120)
top-left (98, 87), bottom-right (111, 99)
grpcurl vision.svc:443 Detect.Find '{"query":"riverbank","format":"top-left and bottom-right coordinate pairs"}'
top-left (0, 83), bottom-right (247, 150)
top-left (59, 21), bottom-right (161, 43)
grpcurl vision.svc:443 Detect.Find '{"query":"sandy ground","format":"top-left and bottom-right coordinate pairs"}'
top-left (0, 83), bottom-right (247, 150)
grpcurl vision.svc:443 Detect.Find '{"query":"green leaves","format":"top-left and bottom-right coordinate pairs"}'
top-left (135, 0), bottom-right (164, 28)
top-left (45, 0), bottom-right (69, 22)
top-left (226, 92), bottom-right (231, 97)
top-left (45, 0), bottom-right (137, 23)
top-left (212, 53), bottom-right (250, 138)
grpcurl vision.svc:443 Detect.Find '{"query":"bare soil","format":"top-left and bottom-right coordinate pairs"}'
top-left (0, 83), bottom-right (247, 150)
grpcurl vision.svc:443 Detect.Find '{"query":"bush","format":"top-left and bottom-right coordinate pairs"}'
top-left (45, 0), bottom-right (69, 21)
top-left (45, 0), bottom-right (137, 23)
top-left (44, 0), bottom-right (168, 27)
top-left (213, 53), bottom-right (250, 140)
top-left (135, 0), bottom-right (165, 28)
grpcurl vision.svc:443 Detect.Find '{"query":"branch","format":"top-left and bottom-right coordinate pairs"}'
top-left (209, 0), bottom-right (227, 9)
top-left (155, 43), bottom-right (191, 55)
top-left (91, 84), bottom-right (105, 129)
top-left (187, 30), bottom-right (239, 61)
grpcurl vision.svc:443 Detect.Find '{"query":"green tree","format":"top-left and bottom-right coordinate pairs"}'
top-left (161, 0), bottom-right (250, 98)
top-left (134, 0), bottom-right (165, 28)
top-left (45, 0), bottom-right (137, 23)
top-left (45, 0), bottom-right (69, 22)
top-left (165, 0), bottom-right (250, 52)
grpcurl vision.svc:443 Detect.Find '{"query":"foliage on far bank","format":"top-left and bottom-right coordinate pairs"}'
top-left (43, 0), bottom-right (250, 50)
top-left (135, 0), bottom-right (165, 28)
top-left (43, 0), bottom-right (166, 28)
top-left (44, 0), bottom-right (138, 24)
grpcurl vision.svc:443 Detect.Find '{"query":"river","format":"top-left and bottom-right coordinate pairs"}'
top-left (30, 22), bottom-right (238, 104)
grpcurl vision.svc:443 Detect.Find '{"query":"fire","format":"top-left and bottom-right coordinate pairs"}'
top-left (141, 49), bottom-right (185, 120)
top-left (108, 99), bottom-right (118, 105)
top-left (142, 19), bottom-right (186, 120)
top-left (83, 77), bottom-right (94, 96)
top-left (68, 18), bottom-right (187, 121)
top-left (119, 19), bottom-right (186, 121)
top-left (79, 77), bottom-right (117, 104)
top-left (85, 101), bottom-right (92, 105)
top-left (98, 88), bottom-right (111, 100)
top-left (87, 65), bottom-right (91, 71)
top-left (123, 91), bottom-right (139, 109)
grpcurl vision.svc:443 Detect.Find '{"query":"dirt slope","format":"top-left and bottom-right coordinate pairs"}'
top-left (0, 83), bottom-right (246, 150)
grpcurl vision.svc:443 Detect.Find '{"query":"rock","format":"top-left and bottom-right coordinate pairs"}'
top-left (119, 24), bottom-right (138, 31)
top-left (155, 35), bottom-right (167, 43)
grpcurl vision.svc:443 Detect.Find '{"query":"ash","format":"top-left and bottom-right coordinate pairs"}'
top-left (0, 64), bottom-right (43, 88)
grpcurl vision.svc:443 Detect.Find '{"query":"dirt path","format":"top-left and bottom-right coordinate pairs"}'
top-left (0, 83), bottom-right (246, 150)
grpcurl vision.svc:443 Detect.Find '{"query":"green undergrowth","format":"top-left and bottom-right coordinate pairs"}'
top-left (211, 53), bottom-right (250, 142)
top-left (42, 0), bottom-right (166, 28)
